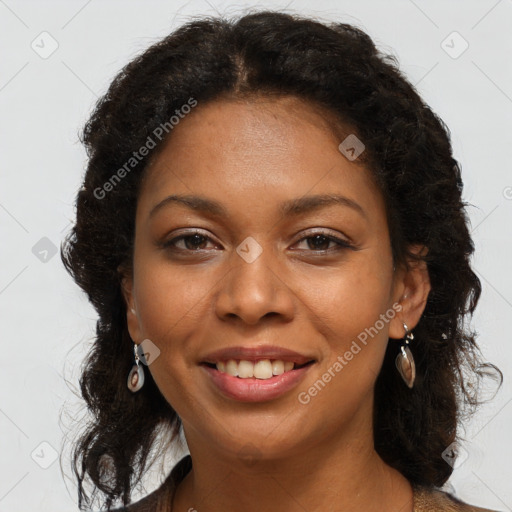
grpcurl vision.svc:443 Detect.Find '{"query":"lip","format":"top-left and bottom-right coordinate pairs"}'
top-left (201, 361), bottom-right (315, 402)
top-left (200, 344), bottom-right (315, 365)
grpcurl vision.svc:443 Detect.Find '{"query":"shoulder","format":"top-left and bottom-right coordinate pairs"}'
top-left (413, 485), bottom-right (503, 512)
top-left (110, 454), bottom-right (192, 512)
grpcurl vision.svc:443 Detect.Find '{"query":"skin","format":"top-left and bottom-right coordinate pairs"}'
top-left (121, 95), bottom-right (431, 512)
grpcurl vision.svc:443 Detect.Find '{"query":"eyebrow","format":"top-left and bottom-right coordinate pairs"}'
top-left (149, 193), bottom-right (367, 219)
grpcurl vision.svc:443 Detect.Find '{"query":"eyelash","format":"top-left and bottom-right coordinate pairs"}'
top-left (162, 229), bottom-right (354, 254)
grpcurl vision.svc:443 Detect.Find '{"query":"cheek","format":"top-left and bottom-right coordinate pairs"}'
top-left (132, 261), bottom-right (205, 412)
top-left (301, 253), bottom-right (394, 377)
top-left (294, 270), bottom-right (393, 427)
top-left (131, 258), bottom-right (213, 399)
top-left (133, 251), bottom-right (209, 340)
top-left (346, 265), bottom-right (393, 335)
top-left (305, 254), bottom-right (393, 333)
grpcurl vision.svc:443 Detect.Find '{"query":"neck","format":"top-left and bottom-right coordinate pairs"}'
top-left (172, 419), bottom-right (413, 512)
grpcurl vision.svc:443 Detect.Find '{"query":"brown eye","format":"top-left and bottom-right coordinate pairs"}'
top-left (180, 234), bottom-right (208, 250)
top-left (305, 234), bottom-right (333, 251)
top-left (293, 231), bottom-right (353, 253)
top-left (163, 231), bottom-right (217, 252)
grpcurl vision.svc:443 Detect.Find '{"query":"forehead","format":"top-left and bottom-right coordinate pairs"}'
top-left (137, 96), bottom-right (384, 221)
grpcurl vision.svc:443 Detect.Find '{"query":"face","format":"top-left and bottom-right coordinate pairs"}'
top-left (122, 95), bottom-right (416, 462)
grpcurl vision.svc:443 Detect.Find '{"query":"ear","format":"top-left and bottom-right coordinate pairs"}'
top-left (118, 264), bottom-right (142, 342)
top-left (388, 244), bottom-right (431, 339)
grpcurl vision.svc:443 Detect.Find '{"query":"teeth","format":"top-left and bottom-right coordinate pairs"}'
top-left (238, 360), bottom-right (254, 378)
top-left (225, 359), bottom-right (238, 377)
top-left (284, 361), bottom-right (294, 372)
top-left (254, 360), bottom-right (273, 379)
top-left (216, 359), bottom-right (300, 379)
top-left (272, 360), bottom-right (284, 375)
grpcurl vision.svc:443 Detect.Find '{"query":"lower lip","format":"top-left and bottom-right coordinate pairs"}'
top-left (201, 363), bottom-right (314, 402)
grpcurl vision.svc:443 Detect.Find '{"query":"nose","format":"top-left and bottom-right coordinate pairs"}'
top-left (214, 244), bottom-right (295, 326)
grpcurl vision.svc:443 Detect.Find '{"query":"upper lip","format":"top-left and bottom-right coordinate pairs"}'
top-left (200, 344), bottom-right (315, 365)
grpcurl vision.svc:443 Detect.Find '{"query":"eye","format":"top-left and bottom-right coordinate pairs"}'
top-left (163, 231), bottom-right (219, 251)
top-left (293, 231), bottom-right (353, 253)
top-left (161, 229), bottom-right (354, 254)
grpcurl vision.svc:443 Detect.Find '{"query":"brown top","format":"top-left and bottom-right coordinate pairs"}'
top-left (117, 455), bottom-right (500, 512)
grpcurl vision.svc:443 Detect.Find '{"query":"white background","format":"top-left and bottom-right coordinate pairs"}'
top-left (1, 0), bottom-right (511, 510)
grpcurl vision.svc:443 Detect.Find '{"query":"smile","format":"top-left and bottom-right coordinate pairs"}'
top-left (200, 359), bottom-right (316, 402)
top-left (204, 358), bottom-right (314, 379)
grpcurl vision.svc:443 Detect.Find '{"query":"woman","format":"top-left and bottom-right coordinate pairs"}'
top-left (61, 10), bottom-right (503, 512)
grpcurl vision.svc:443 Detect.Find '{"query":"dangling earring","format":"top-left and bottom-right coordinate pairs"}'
top-left (395, 322), bottom-right (416, 389)
top-left (127, 342), bottom-right (145, 392)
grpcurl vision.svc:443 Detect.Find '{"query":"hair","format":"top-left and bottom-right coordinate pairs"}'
top-left (61, 10), bottom-right (502, 511)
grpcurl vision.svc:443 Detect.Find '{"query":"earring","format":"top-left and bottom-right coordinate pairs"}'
top-left (127, 342), bottom-right (145, 392)
top-left (395, 322), bottom-right (416, 389)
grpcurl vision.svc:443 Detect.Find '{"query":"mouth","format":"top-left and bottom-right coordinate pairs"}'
top-left (200, 359), bottom-right (316, 380)
top-left (200, 358), bottom-right (316, 402)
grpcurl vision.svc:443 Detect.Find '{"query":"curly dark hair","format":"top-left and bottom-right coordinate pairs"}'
top-left (61, 9), bottom-right (502, 511)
